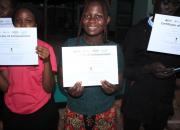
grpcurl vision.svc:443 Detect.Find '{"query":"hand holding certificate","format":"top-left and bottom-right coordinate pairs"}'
top-left (0, 27), bottom-right (38, 65)
top-left (147, 14), bottom-right (180, 55)
top-left (62, 45), bottom-right (118, 87)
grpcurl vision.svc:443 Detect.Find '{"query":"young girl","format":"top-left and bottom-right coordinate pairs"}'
top-left (59, 0), bottom-right (124, 129)
top-left (0, 4), bottom-right (59, 130)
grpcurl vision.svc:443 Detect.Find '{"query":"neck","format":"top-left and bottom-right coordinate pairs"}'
top-left (83, 34), bottom-right (104, 45)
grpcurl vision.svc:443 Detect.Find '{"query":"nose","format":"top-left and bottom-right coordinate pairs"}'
top-left (20, 21), bottom-right (27, 27)
top-left (88, 16), bottom-right (97, 23)
top-left (17, 20), bottom-right (27, 27)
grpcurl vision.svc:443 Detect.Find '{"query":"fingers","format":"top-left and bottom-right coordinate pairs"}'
top-left (150, 63), bottom-right (175, 78)
top-left (155, 68), bottom-right (174, 78)
top-left (68, 80), bottom-right (118, 96)
top-left (153, 64), bottom-right (165, 73)
top-left (150, 62), bottom-right (165, 73)
top-left (101, 80), bottom-right (118, 94)
top-left (155, 70), bottom-right (174, 78)
top-left (36, 46), bottom-right (50, 61)
top-left (68, 81), bottom-right (84, 97)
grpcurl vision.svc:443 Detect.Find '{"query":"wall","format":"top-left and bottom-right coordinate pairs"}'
top-left (109, 0), bottom-right (117, 31)
top-left (132, 0), bottom-right (154, 24)
top-left (132, 0), bottom-right (148, 24)
top-left (147, 0), bottom-right (154, 16)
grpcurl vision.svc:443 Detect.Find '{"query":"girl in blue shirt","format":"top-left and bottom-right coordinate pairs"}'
top-left (59, 0), bottom-right (124, 129)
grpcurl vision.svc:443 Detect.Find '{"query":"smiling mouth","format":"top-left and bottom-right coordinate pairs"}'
top-left (88, 27), bottom-right (97, 30)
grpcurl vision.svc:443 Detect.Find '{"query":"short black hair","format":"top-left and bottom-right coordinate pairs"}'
top-left (83, 0), bottom-right (110, 16)
top-left (12, 3), bottom-right (40, 25)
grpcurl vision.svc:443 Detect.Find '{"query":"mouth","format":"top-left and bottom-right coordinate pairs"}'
top-left (88, 26), bottom-right (97, 30)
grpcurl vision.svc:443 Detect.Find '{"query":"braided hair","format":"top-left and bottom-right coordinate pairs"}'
top-left (77, 0), bottom-right (110, 44)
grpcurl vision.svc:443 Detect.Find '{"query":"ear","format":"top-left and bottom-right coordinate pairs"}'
top-left (106, 16), bottom-right (111, 25)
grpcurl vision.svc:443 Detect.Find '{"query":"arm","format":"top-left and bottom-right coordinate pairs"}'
top-left (142, 62), bottom-right (174, 78)
top-left (124, 39), bottom-right (174, 79)
top-left (123, 24), bottom-right (175, 80)
top-left (0, 70), bottom-right (9, 92)
top-left (36, 46), bottom-right (55, 93)
top-left (43, 61), bottom-right (55, 93)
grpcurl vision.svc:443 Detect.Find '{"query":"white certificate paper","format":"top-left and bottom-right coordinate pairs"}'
top-left (0, 27), bottom-right (38, 65)
top-left (0, 18), bottom-right (14, 27)
top-left (147, 14), bottom-right (180, 55)
top-left (62, 45), bottom-right (118, 87)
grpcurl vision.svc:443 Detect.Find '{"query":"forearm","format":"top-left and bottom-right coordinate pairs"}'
top-left (42, 61), bottom-right (55, 93)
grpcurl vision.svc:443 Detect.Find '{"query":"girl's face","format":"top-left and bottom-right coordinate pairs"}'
top-left (82, 2), bottom-right (110, 37)
top-left (158, 1), bottom-right (179, 15)
top-left (14, 8), bottom-right (36, 27)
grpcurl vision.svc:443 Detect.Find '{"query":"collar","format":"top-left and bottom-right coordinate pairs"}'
top-left (147, 16), bottom-right (153, 28)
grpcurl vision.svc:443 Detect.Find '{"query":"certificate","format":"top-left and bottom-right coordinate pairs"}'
top-left (147, 14), bottom-right (180, 55)
top-left (0, 27), bottom-right (38, 65)
top-left (62, 45), bottom-right (119, 87)
top-left (0, 18), bottom-right (14, 27)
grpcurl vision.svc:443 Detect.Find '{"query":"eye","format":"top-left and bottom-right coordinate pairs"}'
top-left (95, 15), bottom-right (103, 19)
top-left (83, 14), bottom-right (91, 19)
top-left (25, 19), bottom-right (33, 23)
